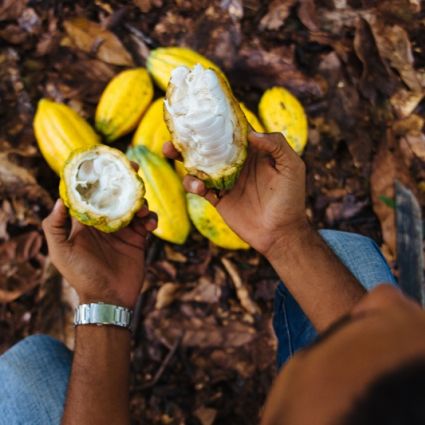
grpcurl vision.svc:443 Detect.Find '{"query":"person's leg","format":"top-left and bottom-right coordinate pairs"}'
top-left (274, 230), bottom-right (397, 368)
top-left (0, 334), bottom-right (71, 425)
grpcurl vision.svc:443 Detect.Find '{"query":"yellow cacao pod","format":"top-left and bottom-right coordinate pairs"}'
top-left (258, 87), bottom-right (308, 155)
top-left (174, 160), bottom-right (187, 179)
top-left (126, 146), bottom-right (190, 244)
top-left (95, 68), bottom-right (153, 142)
top-left (132, 98), bottom-right (170, 157)
top-left (33, 99), bottom-right (100, 174)
top-left (239, 102), bottom-right (265, 133)
top-left (147, 46), bottom-right (227, 91)
top-left (187, 193), bottom-right (249, 250)
top-left (60, 145), bottom-right (145, 233)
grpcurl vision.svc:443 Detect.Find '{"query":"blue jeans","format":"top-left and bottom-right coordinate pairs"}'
top-left (0, 231), bottom-right (396, 424)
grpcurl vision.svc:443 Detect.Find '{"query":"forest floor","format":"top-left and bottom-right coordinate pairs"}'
top-left (0, 1), bottom-right (424, 424)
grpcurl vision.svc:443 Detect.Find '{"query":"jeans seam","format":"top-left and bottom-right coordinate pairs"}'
top-left (281, 292), bottom-right (294, 358)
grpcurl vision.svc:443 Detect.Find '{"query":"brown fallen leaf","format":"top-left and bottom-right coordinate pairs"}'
top-left (221, 257), bottom-right (260, 316)
top-left (370, 130), bottom-right (416, 264)
top-left (0, 231), bottom-right (44, 303)
top-left (399, 132), bottom-right (425, 166)
top-left (236, 40), bottom-right (327, 98)
top-left (146, 307), bottom-right (256, 349)
top-left (181, 277), bottom-right (221, 304)
top-left (133, 0), bottom-right (163, 13)
top-left (390, 89), bottom-right (424, 118)
top-left (259, 0), bottom-right (297, 31)
top-left (194, 407), bottom-right (217, 425)
top-left (0, 0), bottom-right (27, 21)
top-left (354, 18), bottom-right (397, 103)
top-left (164, 245), bottom-right (187, 263)
top-left (367, 17), bottom-right (422, 93)
top-left (155, 282), bottom-right (182, 309)
top-left (63, 17), bottom-right (134, 66)
top-left (0, 151), bottom-right (53, 208)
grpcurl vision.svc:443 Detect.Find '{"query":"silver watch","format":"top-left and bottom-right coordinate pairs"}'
top-left (74, 303), bottom-right (132, 330)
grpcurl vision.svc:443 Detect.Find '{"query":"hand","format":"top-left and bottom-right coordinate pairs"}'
top-left (42, 199), bottom-right (157, 309)
top-left (164, 131), bottom-right (308, 257)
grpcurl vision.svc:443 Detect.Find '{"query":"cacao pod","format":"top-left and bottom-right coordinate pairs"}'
top-left (126, 146), bottom-right (190, 244)
top-left (95, 68), bottom-right (153, 142)
top-left (258, 87), bottom-right (308, 155)
top-left (60, 145), bottom-right (145, 233)
top-left (147, 46), bottom-right (227, 91)
top-left (164, 64), bottom-right (248, 190)
top-left (33, 99), bottom-right (100, 174)
top-left (187, 193), bottom-right (249, 250)
top-left (239, 102), bottom-right (265, 133)
top-left (132, 97), bottom-right (170, 157)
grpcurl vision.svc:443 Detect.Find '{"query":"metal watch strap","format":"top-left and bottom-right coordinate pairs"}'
top-left (74, 303), bottom-right (132, 330)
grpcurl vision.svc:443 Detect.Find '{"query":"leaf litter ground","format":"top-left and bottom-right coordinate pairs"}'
top-left (0, 1), bottom-right (424, 424)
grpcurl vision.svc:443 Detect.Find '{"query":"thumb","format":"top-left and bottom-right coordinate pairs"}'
top-left (248, 131), bottom-right (295, 169)
top-left (42, 199), bottom-right (70, 248)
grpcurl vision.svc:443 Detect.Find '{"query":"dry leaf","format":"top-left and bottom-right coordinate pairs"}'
top-left (164, 245), bottom-right (187, 263)
top-left (390, 89), bottom-right (423, 118)
top-left (0, 231), bottom-right (44, 303)
top-left (181, 277), bottom-right (221, 304)
top-left (63, 17), bottom-right (134, 66)
top-left (260, 0), bottom-right (297, 31)
top-left (221, 257), bottom-right (260, 315)
top-left (0, 0), bottom-right (27, 20)
top-left (194, 407), bottom-right (217, 425)
top-left (155, 282), bottom-right (181, 309)
top-left (367, 17), bottom-right (422, 92)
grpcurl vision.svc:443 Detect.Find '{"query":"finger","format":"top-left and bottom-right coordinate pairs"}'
top-left (42, 199), bottom-right (70, 247)
top-left (204, 190), bottom-right (220, 207)
top-left (141, 212), bottom-right (158, 232)
top-left (129, 219), bottom-right (148, 237)
top-left (248, 131), bottom-right (295, 168)
top-left (136, 201), bottom-right (150, 218)
top-left (130, 161), bottom-right (139, 172)
top-left (68, 218), bottom-right (85, 240)
top-left (163, 141), bottom-right (183, 161)
top-left (183, 175), bottom-right (208, 196)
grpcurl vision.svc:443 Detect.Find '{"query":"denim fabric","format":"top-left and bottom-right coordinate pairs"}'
top-left (273, 230), bottom-right (397, 368)
top-left (0, 335), bottom-right (71, 425)
top-left (0, 230), bottom-right (396, 423)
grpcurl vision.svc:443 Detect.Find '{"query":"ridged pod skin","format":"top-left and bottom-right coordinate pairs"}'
top-left (164, 67), bottom-right (249, 191)
top-left (95, 68), bottom-right (153, 142)
top-left (132, 97), bottom-right (170, 157)
top-left (259, 87), bottom-right (308, 155)
top-left (187, 193), bottom-right (249, 250)
top-left (33, 99), bottom-right (100, 174)
top-left (147, 47), bottom-right (227, 91)
top-left (60, 145), bottom-right (145, 233)
top-left (239, 103), bottom-right (265, 133)
top-left (126, 146), bottom-right (190, 244)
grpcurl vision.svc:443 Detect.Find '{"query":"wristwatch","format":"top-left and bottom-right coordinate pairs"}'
top-left (74, 303), bottom-right (133, 330)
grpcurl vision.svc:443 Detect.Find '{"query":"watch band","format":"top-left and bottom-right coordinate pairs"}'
top-left (74, 303), bottom-right (132, 330)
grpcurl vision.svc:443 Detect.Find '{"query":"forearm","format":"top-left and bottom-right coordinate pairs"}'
top-left (267, 223), bottom-right (366, 332)
top-left (62, 326), bottom-right (131, 425)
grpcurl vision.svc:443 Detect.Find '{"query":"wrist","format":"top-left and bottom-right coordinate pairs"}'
top-left (263, 218), bottom-right (314, 264)
top-left (78, 293), bottom-right (137, 310)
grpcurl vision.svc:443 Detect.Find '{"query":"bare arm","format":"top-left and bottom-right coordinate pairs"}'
top-left (42, 199), bottom-right (157, 424)
top-left (62, 327), bottom-right (131, 425)
top-left (164, 131), bottom-right (366, 331)
top-left (266, 223), bottom-right (365, 331)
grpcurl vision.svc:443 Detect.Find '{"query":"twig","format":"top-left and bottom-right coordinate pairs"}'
top-left (134, 335), bottom-right (182, 391)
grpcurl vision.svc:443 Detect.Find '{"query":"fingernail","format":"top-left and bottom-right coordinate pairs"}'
top-left (53, 199), bottom-right (62, 210)
top-left (190, 180), bottom-right (202, 192)
top-left (252, 131), bottom-right (265, 138)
